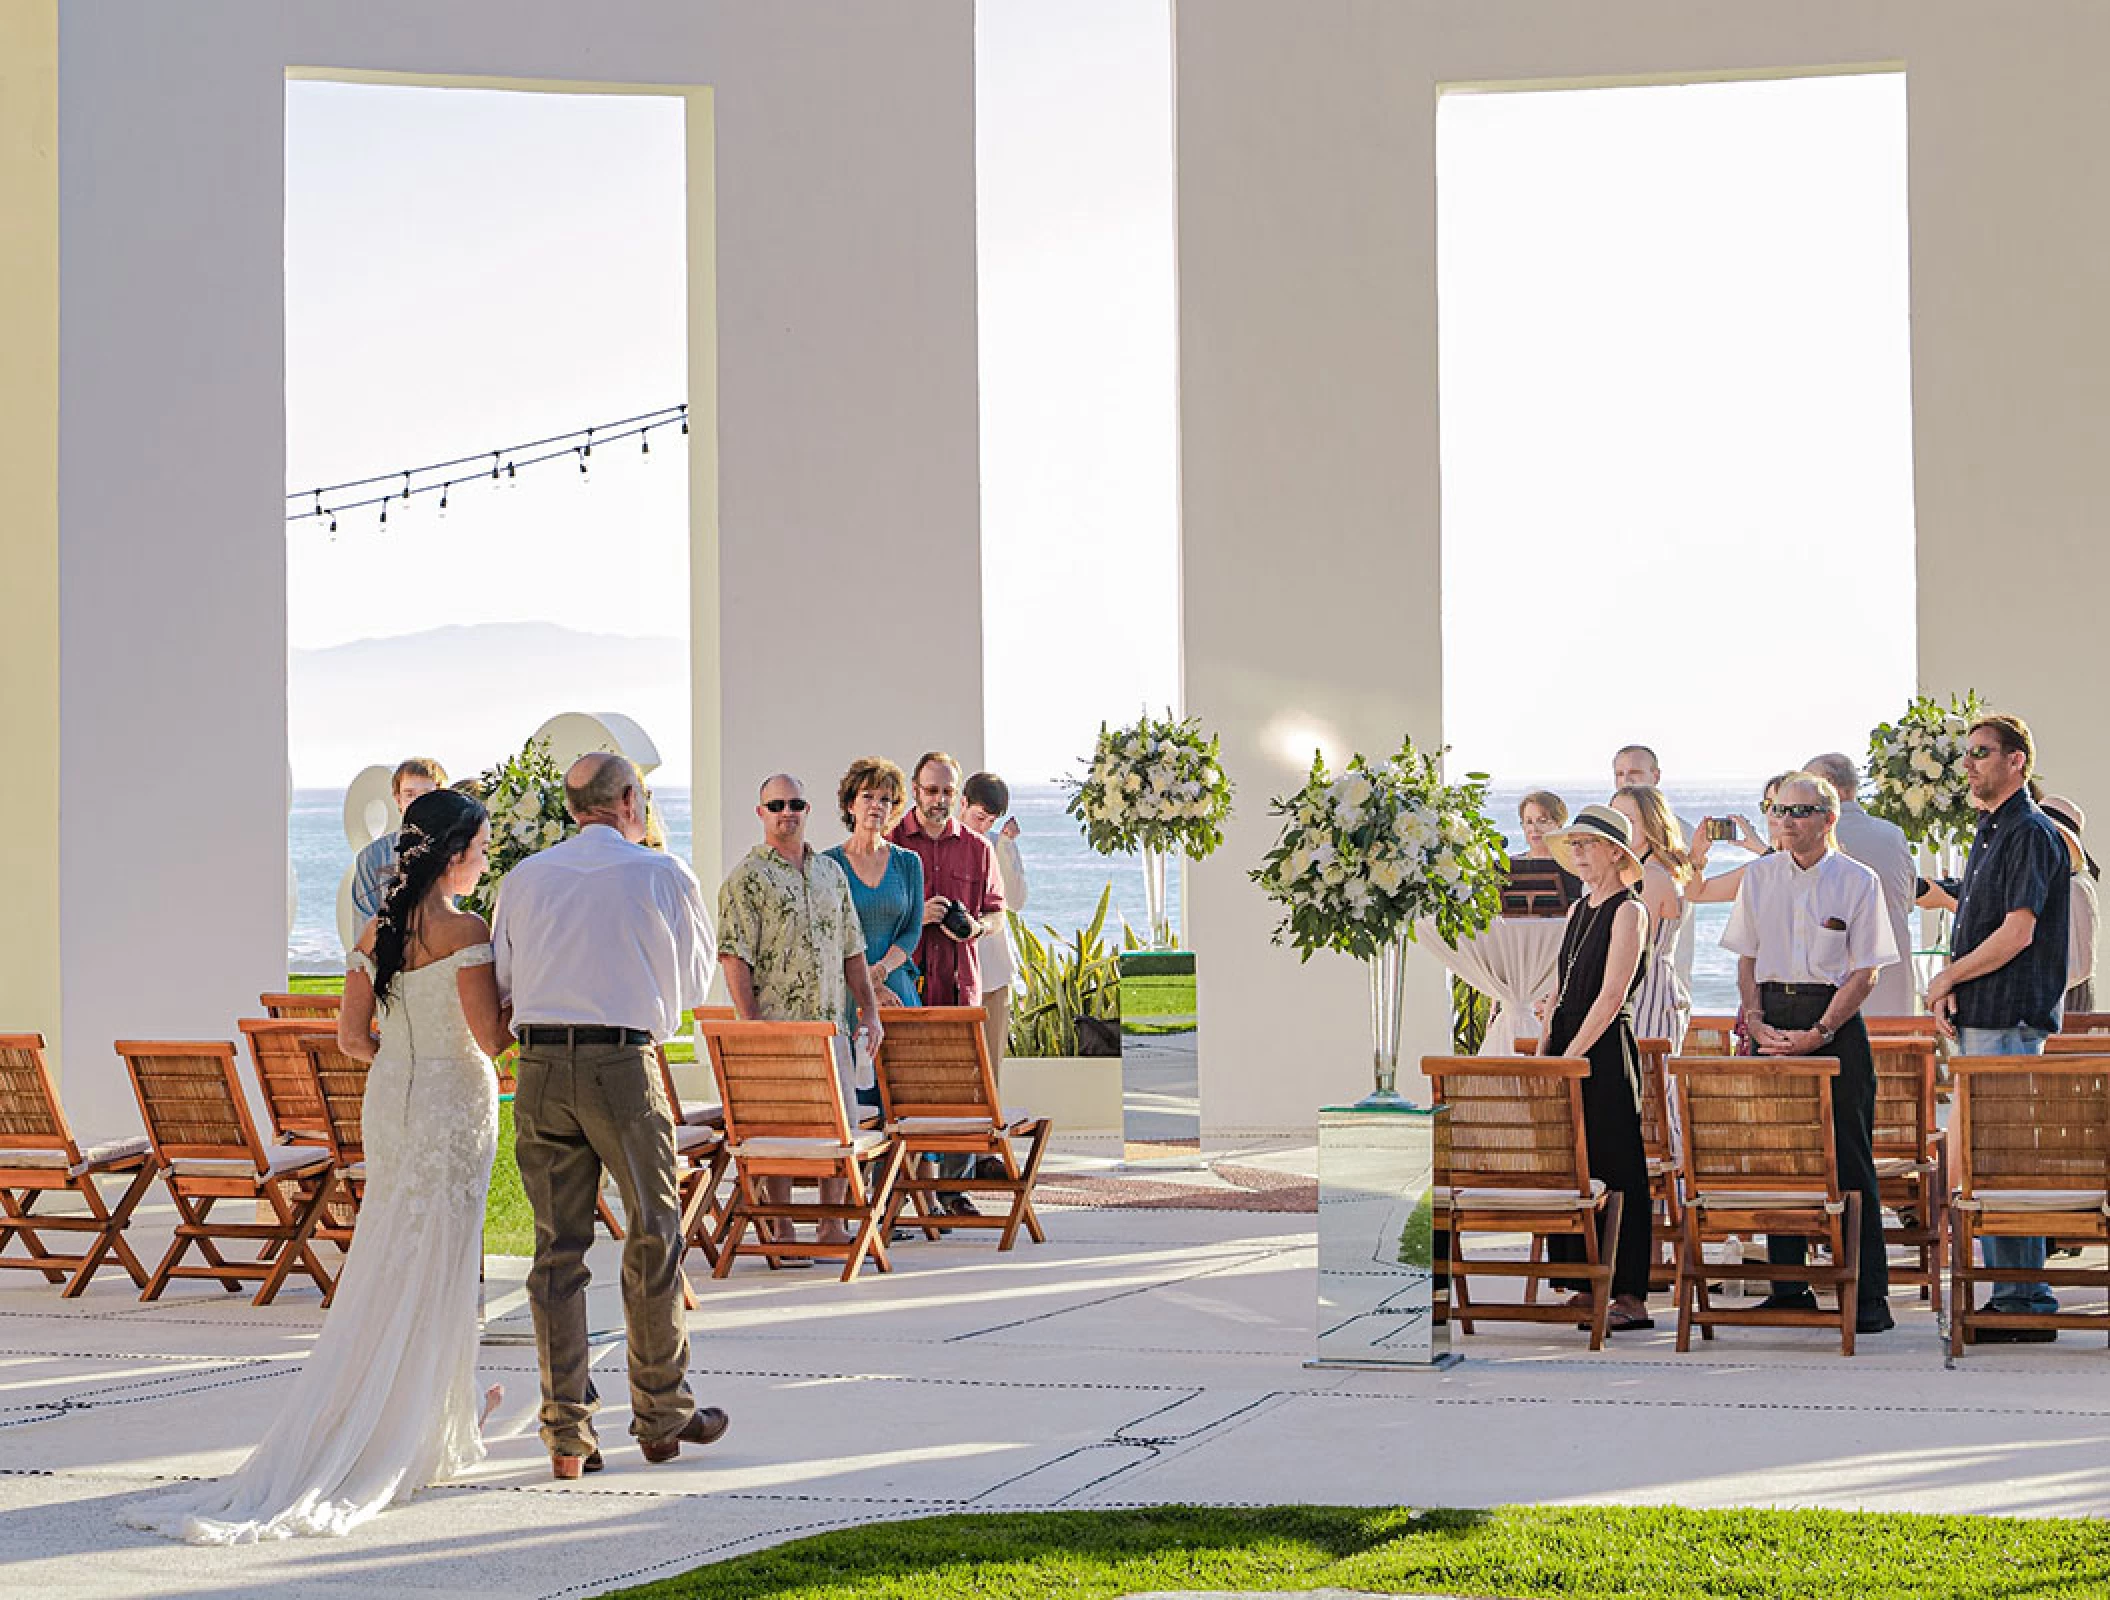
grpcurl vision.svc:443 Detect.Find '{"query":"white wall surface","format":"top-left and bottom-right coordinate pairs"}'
top-left (48, 2), bottom-right (978, 1130)
top-left (1175, 1), bottom-right (2110, 1126)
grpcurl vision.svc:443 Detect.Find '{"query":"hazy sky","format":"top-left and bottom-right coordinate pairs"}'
top-left (286, 40), bottom-right (1910, 793)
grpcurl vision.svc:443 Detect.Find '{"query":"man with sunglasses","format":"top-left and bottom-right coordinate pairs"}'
top-left (1721, 772), bottom-right (1899, 1333)
top-left (1923, 714), bottom-right (2070, 1340)
top-left (719, 774), bottom-right (885, 1055)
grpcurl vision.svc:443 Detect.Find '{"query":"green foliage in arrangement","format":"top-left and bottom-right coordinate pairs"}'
top-left (462, 736), bottom-right (576, 921)
top-left (1005, 886), bottom-right (1128, 1058)
top-left (1865, 689), bottom-right (1987, 848)
top-left (1251, 739), bottom-right (1510, 963)
top-left (1451, 976), bottom-right (1492, 1056)
top-left (1063, 711), bottom-right (1234, 860)
top-left (601, 1503), bottom-right (2110, 1599)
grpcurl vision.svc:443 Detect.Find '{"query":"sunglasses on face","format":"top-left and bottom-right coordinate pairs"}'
top-left (1770, 802), bottom-right (1825, 819)
top-left (762, 798), bottom-right (809, 814)
top-left (1963, 744), bottom-right (2002, 761)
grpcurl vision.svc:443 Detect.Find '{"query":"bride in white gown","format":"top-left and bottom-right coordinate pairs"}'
top-left (130, 789), bottom-right (512, 1543)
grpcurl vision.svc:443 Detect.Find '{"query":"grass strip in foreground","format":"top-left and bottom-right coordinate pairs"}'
top-left (603, 1504), bottom-right (2110, 1600)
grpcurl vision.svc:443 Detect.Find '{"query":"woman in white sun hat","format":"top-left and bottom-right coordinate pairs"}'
top-left (1530, 803), bottom-right (1655, 1332)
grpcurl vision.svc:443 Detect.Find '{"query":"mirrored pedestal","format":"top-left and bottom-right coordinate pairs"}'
top-left (1312, 1102), bottom-right (1456, 1369)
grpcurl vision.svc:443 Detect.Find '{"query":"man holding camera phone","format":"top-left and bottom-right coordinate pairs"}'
top-left (890, 751), bottom-right (1008, 1214)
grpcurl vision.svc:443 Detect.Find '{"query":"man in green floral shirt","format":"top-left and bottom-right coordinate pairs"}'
top-left (718, 772), bottom-right (885, 1077)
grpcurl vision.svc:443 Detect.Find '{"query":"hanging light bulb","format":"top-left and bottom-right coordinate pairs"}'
top-left (583, 427), bottom-right (594, 459)
top-left (505, 461), bottom-right (518, 489)
top-left (489, 451), bottom-right (501, 482)
top-left (641, 431), bottom-right (651, 459)
top-left (379, 497), bottom-right (389, 527)
top-left (577, 447), bottom-right (589, 476)
top-left (679, 406), bottom-right (689, 435)
top-left (439, 482), bottom-right (450, 515)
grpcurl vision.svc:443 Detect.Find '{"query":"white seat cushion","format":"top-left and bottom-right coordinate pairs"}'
top-left (168, 1145), bottom-right (332, 1180)
top-left (731, 1130), bottom-right (891, 1161)
top-left (1694, 1189), bottom-right (1845, 1213)
top-left (1873, 1156), bottom-right (1933, 1179)
top-left (1447, 1179), bottom-right (1605, 1212)
top-left (889, 1112), bottom-right (1031, 1134)
top-left (0, 1134), bottom-right (150, 1176)
top-left (673, 1123), bottom-right (720, 1157)
top-left (1954, 1188), bottom-right (2110, 1214)
top-left (342, 1161), bottom-right (367, 1183)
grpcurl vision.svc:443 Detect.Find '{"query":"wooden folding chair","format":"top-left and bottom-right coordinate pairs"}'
top-left (260, 992), bottom-right (340, 1020)
top-left (1866, 1016), bottom-right (1939, 1037)
top-left (1870, 1032), bottom-right (1944, 1317)
top-left (118, 1040), bottom-right (336, 1304)
top-left (655, 1043), bottom-right (729, 1305)
top-left (702, 1018), bottom-right (905, 1282)
top-left (2044, 1033), bottom-right (2110, 1055)
top-left (0, 1034), bottom-right (156, 1296)
top-left (1670, 1056), bottom-right (1860, 1355)
top-left (2057, 1012), bottom-right (2110, 1035)
top-left (1426, 1053), bottom-right (1624, 1350)
top-left (873, 1006), bottom-right (1052, 1249)
top-left (296, 1033), bottom-right (370, 1285)
top-left (237, 1018), bottom-right (334, 1144)
top-left (1948, 1054), bottom-right (2110, 1354)
top-left (1683, 1016), bottom-right (1739, 1057)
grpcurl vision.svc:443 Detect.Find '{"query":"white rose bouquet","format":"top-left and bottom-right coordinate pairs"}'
top-left (1865, 690), bottom-right (1984, 848)
top-left (462, 736), bottom-right (576, 920)
top-left (1063, 711), bottom-right (1234, 861)
top-left (1250, 739), bottom-right (1508, 962)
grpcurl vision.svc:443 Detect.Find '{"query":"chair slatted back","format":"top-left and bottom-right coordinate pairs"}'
top-left (117, 1041), bottom-right (270, 1169)
top-left (1864, 1015), bottom-right (1937, 1037)
top-left (1670, 1057), bottom-right (1839, 1198)
top-left (0, 1034), bottom-right (73, 1159)
top-left (1635, 1037), bottom-right (1674, 1162)
top-left (237, 1018), bottom-right (332, 1140)
top-left (1952, 1055), bottom-right (2110, 1196)
top-left (1426, 1055), bottom-right (1592, 1196)
top-left (1869, 1034), bottom-right (1938, 1162)
top-left (873, 1007), bottom-right (998, 1122)
top-left (701, 1019), bottom-right (850, 1143)
top-left (297, 1036), bottom-right (370, 1166)
top-left (2058, 1011), bottom-right (2110, 1035)
top-left (261, 992), bottom-right (340, 1019)
top-left (1683, 1016), bottom-right (1738, 1057)
top-left (2043, 1033), bottom-right (2110, 1055)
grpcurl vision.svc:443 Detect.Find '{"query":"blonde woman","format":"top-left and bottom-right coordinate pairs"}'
top-left (1612, 784), bottom-right (1693, 1050)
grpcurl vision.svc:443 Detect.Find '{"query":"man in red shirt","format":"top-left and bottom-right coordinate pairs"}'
top-left (889, 750), bottom-right (1007, 1215)
top-left (889, 751), bottom-right (1007, 1005)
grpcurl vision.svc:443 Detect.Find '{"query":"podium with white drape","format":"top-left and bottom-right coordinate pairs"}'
top-left (1421, 917), bottom-right (1568, 1055)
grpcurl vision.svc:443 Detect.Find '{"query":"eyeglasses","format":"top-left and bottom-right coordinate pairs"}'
top-left (1963, 744), bottom-right (2002, 761)
top-left (762, 798), bottom-right (809, 814)
top-left (1770, 802), bottom-right (1825, 820)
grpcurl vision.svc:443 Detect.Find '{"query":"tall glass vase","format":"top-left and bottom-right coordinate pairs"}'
top-left (1360, 935), bottom-right (1410, 1108)
top-left (1139, 841), bottom-right (1176, 950)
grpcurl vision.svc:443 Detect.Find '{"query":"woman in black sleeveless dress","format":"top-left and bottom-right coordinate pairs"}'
top-left (1537, 804), bottom-right (1656, 1330)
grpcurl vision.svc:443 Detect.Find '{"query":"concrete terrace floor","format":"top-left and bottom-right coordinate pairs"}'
top-left (3, 1136), bottom-right (2107, 1600)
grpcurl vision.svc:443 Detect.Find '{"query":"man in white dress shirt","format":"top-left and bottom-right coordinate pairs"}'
top-left (1720, 771), bottom-right (1900, 1334)
top-left (1806, 751), bottom-right (1917, 1017)
top-left (494, 753), bottom-right (724, 1478)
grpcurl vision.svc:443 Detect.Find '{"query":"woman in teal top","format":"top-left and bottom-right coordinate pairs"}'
top-left (825, 757), bottom-right (925, 1020)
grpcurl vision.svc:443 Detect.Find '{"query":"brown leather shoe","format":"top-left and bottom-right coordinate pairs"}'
top-left (551, 1448), bottom-right (604, 1480)
top-left (640, 1406), bottom-right (730, 1464)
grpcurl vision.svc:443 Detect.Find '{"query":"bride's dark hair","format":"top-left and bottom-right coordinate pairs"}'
top-left (371, 789), bottom-right (488, 1007)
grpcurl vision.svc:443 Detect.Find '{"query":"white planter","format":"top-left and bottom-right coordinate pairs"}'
top-left (998, 1054), bottom-right (1122, 1132)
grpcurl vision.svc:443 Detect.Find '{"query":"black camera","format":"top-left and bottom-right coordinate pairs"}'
top-left (939, 899), bottom-right (978, 941)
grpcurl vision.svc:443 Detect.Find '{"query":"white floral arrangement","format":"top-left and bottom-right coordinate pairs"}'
top-left (1063, 711), bottom-right (1234, 860)
top-left (1251, 739), bottom-right (1509, 962)
top-left (1865, 690), bottom-right (1985, 848)
top-left (461, 736), bottom-right (575, 920)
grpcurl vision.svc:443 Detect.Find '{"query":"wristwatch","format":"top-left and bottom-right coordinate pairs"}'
top-left (1813, 1021), bottom-right (1836, 1045)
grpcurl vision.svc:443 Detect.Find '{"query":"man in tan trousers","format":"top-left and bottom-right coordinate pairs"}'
top-left (493, 753), bottom-right (726, 1478)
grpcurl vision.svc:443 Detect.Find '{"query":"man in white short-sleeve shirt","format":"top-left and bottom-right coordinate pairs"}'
top-left (1719, 771), bottom-right (1899, 1334)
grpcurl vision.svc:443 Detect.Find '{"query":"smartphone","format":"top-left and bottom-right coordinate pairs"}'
top-left (1704, 817), bottom-right (1738, 841)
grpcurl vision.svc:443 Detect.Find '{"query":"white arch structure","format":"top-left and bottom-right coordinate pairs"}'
top-left (8, 4), bottom-right (2110, 1134)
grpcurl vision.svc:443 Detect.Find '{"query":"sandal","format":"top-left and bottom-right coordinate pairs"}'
top-left (1606, 1305), bottom-right (1655, 1333)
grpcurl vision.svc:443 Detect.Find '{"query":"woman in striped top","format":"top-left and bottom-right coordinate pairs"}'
top-left (1612, 784), bottom-right (1694, 1051)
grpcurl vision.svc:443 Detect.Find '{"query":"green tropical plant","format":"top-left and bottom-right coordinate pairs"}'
top-left (1451, 976), bottom-right (1491, 1055)
top-left (1006, 885), bottom-right (1126, 1058)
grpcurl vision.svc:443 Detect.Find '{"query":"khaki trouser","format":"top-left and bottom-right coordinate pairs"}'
top-left (514, 1040), bottom-right (694, 1455)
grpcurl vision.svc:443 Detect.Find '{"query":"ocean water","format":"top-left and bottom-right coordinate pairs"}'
top-left (289, 779), bottom-right (1770, 1009)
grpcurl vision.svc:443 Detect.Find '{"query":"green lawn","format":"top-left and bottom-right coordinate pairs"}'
top-left (1119, 973), bottom-right (1197, 1035)
top-left (603, 1505), bottom-right (2110, 1600)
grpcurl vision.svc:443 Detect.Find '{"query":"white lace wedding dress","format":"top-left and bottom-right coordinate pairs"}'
top-left (128, 944), bottom-right (500, 1544)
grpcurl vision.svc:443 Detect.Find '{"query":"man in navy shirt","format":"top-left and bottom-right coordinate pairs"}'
top-left (1924, 712), bottom-right (2070, 1340)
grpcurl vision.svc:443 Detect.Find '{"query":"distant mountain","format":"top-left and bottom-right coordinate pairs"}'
top-left (291, 621), bottom-right (691, 787)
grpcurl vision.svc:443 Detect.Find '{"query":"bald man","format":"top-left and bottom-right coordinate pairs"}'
top-left (494, 753), bottom-right (724, 1478)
